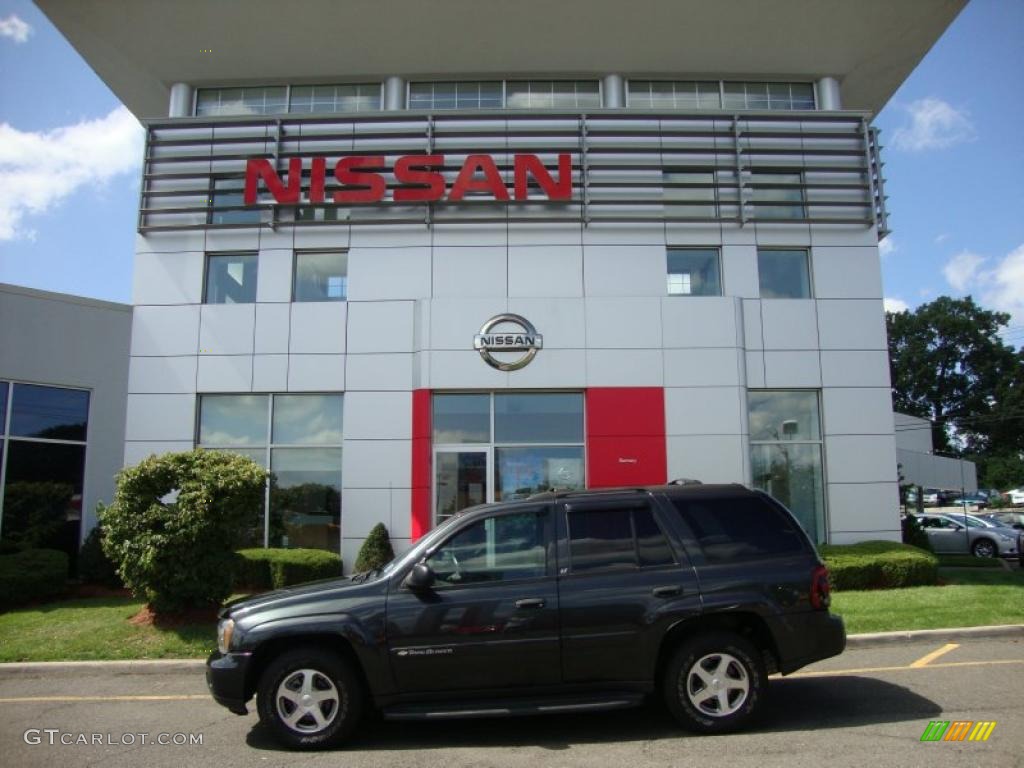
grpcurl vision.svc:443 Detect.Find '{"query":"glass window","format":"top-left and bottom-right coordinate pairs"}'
top-left (494, 393), bottom-right (584, 443)
top-left (669, 495), bottom-right (806, 564)
top-left (428, 511), bottom-right (548, 586)
top-left (294, 252), bottom-right (348, 302)
top-left (664, 170), bottom-right (717, 218)
top-left (9, 384), bottom-right (90, 441)
top-left (1, 441), bottom-right (85, 552)
top-left (758, 249), bottom-right (811, 299)
top-left (210, 178), bottom-right (261, 226)
top-left (751, 172), bottom-right (805, 220)
top-left (568, 507), bottom-right (637, 573)
top-left (272, 395), bottom-right (343, 445)
top-left (667, 249), bottom-right (721, 296)
top-left (289, 83), bottom-right (381, 113)
top-left (748, 390), bottom-right (825, 542)
top-left (435, 451), bottom-right (488, 522)
top-left (199, 395), bottom-right (269, 446)
top-left (204, 253), bottom-right (258, 304)
top-left (0, 381), bottom-right (7, 428)
top-left (506, 81), bottom-right (601, 109)
top-left (409, 81), bottom-right (502, 110)
top-left (629, 80), bottom-right (721, 109)
top-left (269, 447), bottom-right (341, 551)
top-left (722, 82), bottom-right (814, 111)
top-left (635, 508), bottom-right (676, 566)
top-left (496, 446), bottom-right (584, 500)
top-left (433, 394), bottom-right (490, 444)
top-left (195, 86), bottom-right (288, 116)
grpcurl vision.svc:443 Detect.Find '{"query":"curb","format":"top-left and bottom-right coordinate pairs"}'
top-left (1, 625), bottom-right (1022, 676)
top-left (845, 623), bottom-right (1024, 648)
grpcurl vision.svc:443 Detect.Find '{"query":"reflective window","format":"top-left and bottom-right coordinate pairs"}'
top-left (205, 253), bottom-right (258, 303)
top-left (723, 82), bottom-right (815, 111)
top-left (667, 249), bottom-right (721, 296)
top-left (9, 384), bottom-right (90, 441)
top-left (664, 170), bottom-right (718, 218)
top-left (751, 172), bottom-right (805, 220)
top-left (758, 249), bottom-right (811, 299)
top-left (433, 394), bottom-right (490, 444)
top-left (435, 451), bottom-right (488, 522)
top-left (748, 390), bottom-right (825, 542)
top-left (669, 495), bottom-right (806, 563)
top-left (428, 510), bottom-right (548, 586)
top-left (294, 251), bottom-right (348, 302)
top-left (0, 382), bottom-right (7, 428)
top-left (496, 446), bottom-right (584, 500)
top-left (568, 505), bottom-right (671, 573)
top-left (494, 393), bottom-right (584, 443)
top-left (272, 395), bottom-right (343, 445)
top-left (195, 86), bottom-right (288, 116)
top-left (506, 81), bottom-right (601, 109)
top-left (210, 178), bottom-right (261, 226)
top-left (270, 447), bottom-right (342, 551)
top-left (199, 395), bottom-right (269, 446)
top-left (629, 80), bottom-right (721, 109)
top-left (289, 84), bottom-right (381, 113)
top-left (409, 81), bottom-right (503, 110)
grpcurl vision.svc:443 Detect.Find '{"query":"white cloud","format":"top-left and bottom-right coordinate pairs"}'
top-left (891, 98), bottom-right (976, 152)
top-left (878, 236), bottom-right (896, 258)
top-left (0, 14), bottom-right (31, 43)
top-left (0, 107), bottom-right (144, 241)
top-left (979, 244), bottom-right (1024, 324)
top-left (934, 233), bottom-right (950, 245)
top-left (942, 250), bottom-right (986, 292)
top-left (884, 297), bottom-right (909, 314)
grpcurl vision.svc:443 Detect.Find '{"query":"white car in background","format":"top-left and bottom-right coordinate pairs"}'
top-left (1006, 489), bottom-right (1024, 506)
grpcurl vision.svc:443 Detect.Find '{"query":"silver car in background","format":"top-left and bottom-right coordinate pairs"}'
top-left (913, 512), bottom-right (1021, 559)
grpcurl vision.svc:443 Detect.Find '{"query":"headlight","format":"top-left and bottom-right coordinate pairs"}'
top-left (217, 618), bottom-right (235, 654)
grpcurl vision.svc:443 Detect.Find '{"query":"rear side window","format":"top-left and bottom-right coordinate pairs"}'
top-left (670, 495), bottom-right (806, 564)
top-left (568, 505), bottom-right (675, 573)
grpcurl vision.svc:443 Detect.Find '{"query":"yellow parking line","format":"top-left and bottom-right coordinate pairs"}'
top-left (784, 658), bottom-right (1024, 679)
top-left (910, 642), bottom-right (960, 668)
top-left (0, 694), bottom-right (208, 703)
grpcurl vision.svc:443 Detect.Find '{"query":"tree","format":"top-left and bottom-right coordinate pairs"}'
top-left (354, 523), bottom-right (395, 573)
top-left (887, 296), bottom-right (1024, 487)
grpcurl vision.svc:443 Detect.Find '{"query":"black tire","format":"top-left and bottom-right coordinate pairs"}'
top-left (256, 647), bottom-right (363, 749)
top-left (663, 631), bottom-right (766, 734)
top-left (972, 539), bottom-right (997, 559)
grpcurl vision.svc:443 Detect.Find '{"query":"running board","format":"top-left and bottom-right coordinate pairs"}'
top-left (383, 693), bottom-right (645, 721)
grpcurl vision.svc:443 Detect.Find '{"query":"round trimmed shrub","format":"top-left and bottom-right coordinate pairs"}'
top-left (354, 523), bottom-right (395, 573)
top-left (101, 450), bottom-right (266, 613)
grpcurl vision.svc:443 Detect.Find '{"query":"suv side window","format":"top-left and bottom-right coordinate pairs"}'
top-left (427, 510), bottom-right (548, 587)
top-left (669, 495), bottom-right (805, 563)
top-left (568, 504), bottom-right (675, 573)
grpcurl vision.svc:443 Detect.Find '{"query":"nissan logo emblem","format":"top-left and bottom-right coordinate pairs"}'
top-left (473, 314), bottom-right (543, 371)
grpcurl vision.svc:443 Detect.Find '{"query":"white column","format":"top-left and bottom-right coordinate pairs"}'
top-left (384, 76), bottom-right (406, 110)
top-left (815, 77), bottom-right (841, 110)
top-left (168, 82), bottom-right (193, 117)
top-left (602, 74), bottom-right (625, 108)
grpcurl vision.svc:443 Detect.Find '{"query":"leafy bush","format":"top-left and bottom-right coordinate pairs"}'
top-left (820, 540), bottom-right (939, 591)
top-left (354, 523), bottom-right (395, 573)
top-left (101, 450), bottom-right (266, 613)
top-left (77, 518), bottom-right (122, 587)
top-left (234, 548), bottom-right (342, 590)
top-left (0, 549), bottom-right (68, 608)
top-left (901, 514), bottom-right (933, 552)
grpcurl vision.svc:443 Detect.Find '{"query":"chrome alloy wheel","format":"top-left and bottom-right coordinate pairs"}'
top-left (682, 652), bottom-right (751, 717)
top-left (275, 669), bottom-right (342, 734)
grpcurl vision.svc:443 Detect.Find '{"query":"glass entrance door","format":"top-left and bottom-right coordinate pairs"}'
top-left (435, 450), bottom-right (489, 523)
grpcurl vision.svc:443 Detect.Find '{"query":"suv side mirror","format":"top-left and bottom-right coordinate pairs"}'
top-left (404, 562), bottom-right (435, 591)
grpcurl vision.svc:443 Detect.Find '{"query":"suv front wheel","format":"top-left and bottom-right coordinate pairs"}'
top-left (664, 631), bottom-right (766, 733)
top-left (256, 647), bottom-right (363, 749)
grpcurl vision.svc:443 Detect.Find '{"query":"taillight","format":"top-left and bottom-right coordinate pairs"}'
top-left (810, 564), bottom-right (831, 609)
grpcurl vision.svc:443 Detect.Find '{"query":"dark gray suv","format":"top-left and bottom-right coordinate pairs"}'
top-left (207, 484), bottom-right (845, 748)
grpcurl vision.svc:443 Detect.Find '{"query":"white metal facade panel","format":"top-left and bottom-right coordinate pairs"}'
top-left (133, 251), bottom-right (204, 305)
top-left (199, 304), bottom-right (256, 355)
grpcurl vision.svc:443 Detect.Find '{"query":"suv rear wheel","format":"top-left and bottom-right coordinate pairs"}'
top-left (256, 647), bottom-right (362, 749)
top-left (663, 631), bottom-right (766, 733)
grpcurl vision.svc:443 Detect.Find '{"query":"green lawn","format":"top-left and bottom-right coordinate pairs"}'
top-left (832, 567), bottom-right (1024, 634)
top-left (0, 597), bottom-right (215, 662)
top-left (1, 568), bottom-right (1022, 662)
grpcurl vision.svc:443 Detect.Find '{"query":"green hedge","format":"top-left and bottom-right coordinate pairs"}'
top-left (820, 540), bottom-right (939, 591)
top-left (0, 549), bottom-right (69, 608)
top-left (234, 548), bottom-right (343, 590)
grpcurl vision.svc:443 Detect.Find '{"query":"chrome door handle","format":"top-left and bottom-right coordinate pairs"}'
top-left (652, 586), bottom-right (682, 598)
top-left (515, 598), bottom-right (546, 609)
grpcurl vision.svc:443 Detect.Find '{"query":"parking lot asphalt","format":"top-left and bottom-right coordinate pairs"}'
top-left (0, 636), bottom-right (1021, 768)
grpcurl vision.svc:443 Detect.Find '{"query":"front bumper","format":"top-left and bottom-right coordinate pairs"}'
top-left (206, 650), bottom-right (253, 715)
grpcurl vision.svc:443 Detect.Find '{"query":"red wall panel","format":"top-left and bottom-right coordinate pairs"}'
top-left (410, 389), bottom-right (432, 541)
top-left (586, 387), bottom-right (666, 488)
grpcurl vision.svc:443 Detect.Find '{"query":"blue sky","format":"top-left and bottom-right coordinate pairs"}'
top-left (0, 0), bottom-right (1021, 344)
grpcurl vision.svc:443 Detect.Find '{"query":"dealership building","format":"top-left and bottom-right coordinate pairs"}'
top-left (36, 0), bottom-right (964, 566)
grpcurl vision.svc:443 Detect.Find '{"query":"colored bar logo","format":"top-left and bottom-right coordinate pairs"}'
top-left (920, 721), bottom-right (996, 742)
